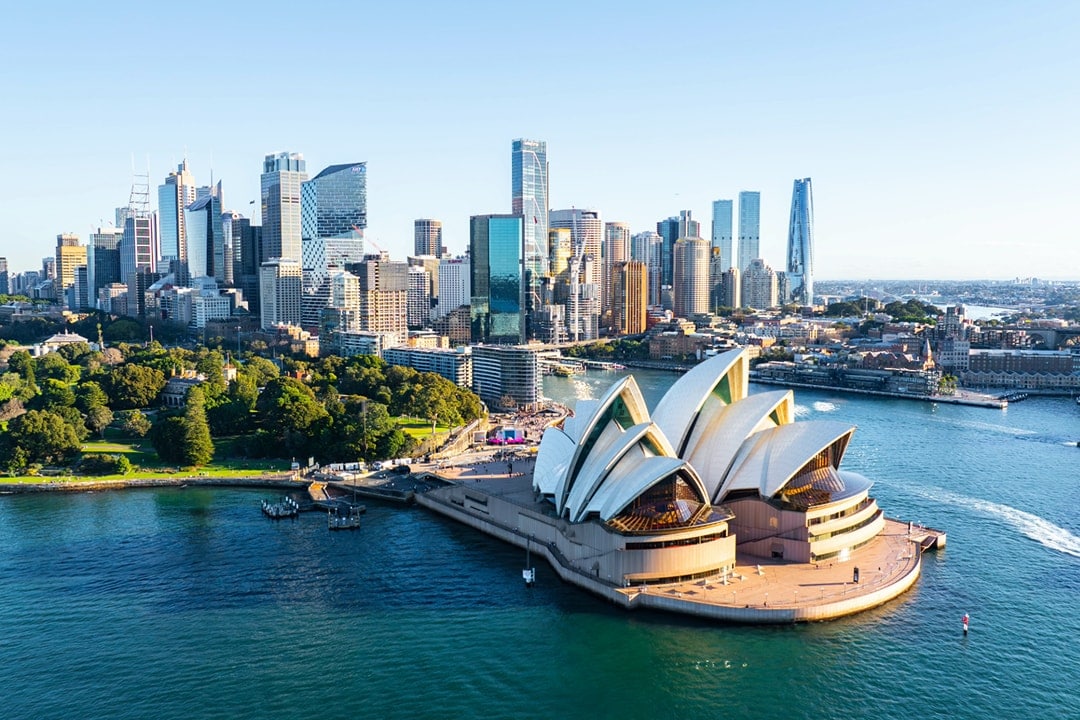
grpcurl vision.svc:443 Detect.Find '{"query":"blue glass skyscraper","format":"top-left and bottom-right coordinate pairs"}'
top-left (301, 162), bottom-right (367, 241)
top-left (470, 214), bottom-right (525, 344)
top-left (786, 178), bottom-right (814, 306)
top-left (737, 191), bottom-right (760, 272)
top-left (511, 139), bottom-right (547, 337)
top-left (711, 199), bottom-right (733, 269)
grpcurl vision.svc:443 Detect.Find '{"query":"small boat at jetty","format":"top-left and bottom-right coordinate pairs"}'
top-left (328, 505), bottom-right (364, 530)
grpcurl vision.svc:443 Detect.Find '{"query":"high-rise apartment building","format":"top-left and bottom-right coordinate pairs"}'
top-left (786, 178), bottom-right (814, 306)
top-left (344, 255), bottom-right (409, 347)
top-left (260, 258), bottom-right (302, 328)
top-left (511, 139), bottom-right (548, 337)
top-left (711, 199), bottom-right (733, 270)
top-left (414, 219), bottom-right (442, 257)
top-left (673, 237), bottom-right (709, 318)
top-left (612, 260), bottom-right (648, 335)
top-left (261, 152), bottom-right (308, 263)
top-left (0, 257), bottom-right (8, 295)
top-left (470, 214), bottom-right (525, 345)
top-left (158, 160), bottom-right (196, 266)
top-left (737, 191), bottom-right (761, 272)
top-left (721, 267), bottom-right (741, 310)
top-left (630, 230), bottom-right (662, 307)
top-left (407, 265), bottom-right (431, 328)
top-left (741, 258), bottom-right (778, 310)
top-left (603, 222), bottom-right (631, 331)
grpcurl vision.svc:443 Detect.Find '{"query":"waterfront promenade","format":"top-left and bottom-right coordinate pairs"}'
top-left (412, 451), bottom-right (931, 623)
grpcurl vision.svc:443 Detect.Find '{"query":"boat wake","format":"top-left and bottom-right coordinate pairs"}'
top-left (907, 485), bottom-right (1080, 559)
top-left (812, 401), bottom-right (838, 413)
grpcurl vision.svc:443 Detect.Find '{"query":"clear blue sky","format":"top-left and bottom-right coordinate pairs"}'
top-left (2, 1), bottom-right (1077, 280)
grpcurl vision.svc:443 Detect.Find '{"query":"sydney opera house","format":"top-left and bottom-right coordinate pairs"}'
top-left (418, 348), bottom-right (936, 622)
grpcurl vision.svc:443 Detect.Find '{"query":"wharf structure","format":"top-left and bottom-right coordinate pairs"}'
top-left (416, 348), bottom-right (941, 623)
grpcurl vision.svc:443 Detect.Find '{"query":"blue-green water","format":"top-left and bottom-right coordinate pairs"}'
top-left (2, 370), bottom-right (1078, 719)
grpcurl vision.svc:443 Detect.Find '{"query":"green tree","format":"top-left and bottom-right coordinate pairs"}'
top-left (257, 375), bottom-right (328, 453)
top-left (36, 378), bottom-right (76, 410)
top-left (240, 356), bottom-right (280, 387)
top-left (181, 386), bottom-right (214, 467)
top-left (120, 409), bottom-right (152, 438)
top-left (8, 350), bottom-right (36, 385)
top-left (75, 380), bottom-right (110, 413)
top-left (36, 352), bottom-right (80, 383)
top-left (0, 410), bottom-right (81, 466)
top-left (55, 341), bottom-right (92, 364)
top-left (107, 364), bottom-right (166, 409)
top-left (102, 318), bottom-right (145, 344)
top-left (85, 405), bottom-right (114, 438)
top-left (149, 415), bottom-right (187, 465)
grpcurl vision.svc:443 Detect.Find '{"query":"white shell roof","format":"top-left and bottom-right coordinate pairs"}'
top-left (566, 423), bottom-right (677, 523)
top-left (554, 376), bottom-right (651, 514)
top-left (682, 389), bottom-right (794, 501)
top-left (651, 349), bottom-right (748, 454)
top-left (532, 347), bottom-right (869, 527)
top-left (584, 455), bottom-right (706, 522)
top-left (533, 427), bottom-right (574, 495)
top-left (718, 420), bottom-right (856, 500)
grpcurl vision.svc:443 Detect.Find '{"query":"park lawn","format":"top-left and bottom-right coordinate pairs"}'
top-left (0, 437), bottom-right (293, 484)
top-left (396, 417), bottom-right (451, 440)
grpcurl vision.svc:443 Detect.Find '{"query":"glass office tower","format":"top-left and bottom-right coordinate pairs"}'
top-left (158, 160), bottom-right (196, 265)
top-left (711, 199), bottom-right (733, 269)
top-left (261, 152), bottom-right (308, 263)
top-left (511, 139), bottom-right (548, 338)
top-left (737, 191), bottom-right (760, 272)
top-left (470, 214), bottom-right (525, 344)
top-left (786, 178), bottom-right (814, 306)
top-left (301, 162), bottom-right (367, 241)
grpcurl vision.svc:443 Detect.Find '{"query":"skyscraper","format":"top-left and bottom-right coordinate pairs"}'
top-left (511, 139), bottom-right (548, 337)
top-left (261, 152), bottom-right (308, 263)
top-left (0, 257), bottom-right (8, 295)
top-left (612, 260), bottom-right (648, 335)
top-left (301, 162), bottom-right (366, 241)
top-left (260, 258), bottom-right (302, 328)
top-left (414, 219), bottom-right (442, 257)
top-left (786, 178), bottom-right (814, 306)
top-left (737, 191), bottom-right (761, 272)
top-left (436, 255), bottom-right (470, 320)
top-left (741, 258), bottom-right (778, 310)
top-left (87, 227), bottom-right (123, 305)
top-left (673, 237), bottom-right (709, 318)
top-left (470, 214), bottom-right (525, 345)
top-left (711, 199), bottom-right (733, 269)
top-left (656, 210), bottom-right (698, 287)
top-left (184, 181), bottom-right (224, 283)
top-left (343, 255), bottom-right (410, 347)
top-left (55, 233), bottom-right (86, 295)
top-left (603, 222), bottom-right (631, 332)
top-left (158, 160), bottom-right (196, 266)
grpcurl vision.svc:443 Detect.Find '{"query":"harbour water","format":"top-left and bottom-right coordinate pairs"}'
top-left (2, 369), bottom-right (1078, 719)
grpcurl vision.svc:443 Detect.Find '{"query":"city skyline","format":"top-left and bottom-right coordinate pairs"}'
top-left (2, 3), bottom-right (1077, 280)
